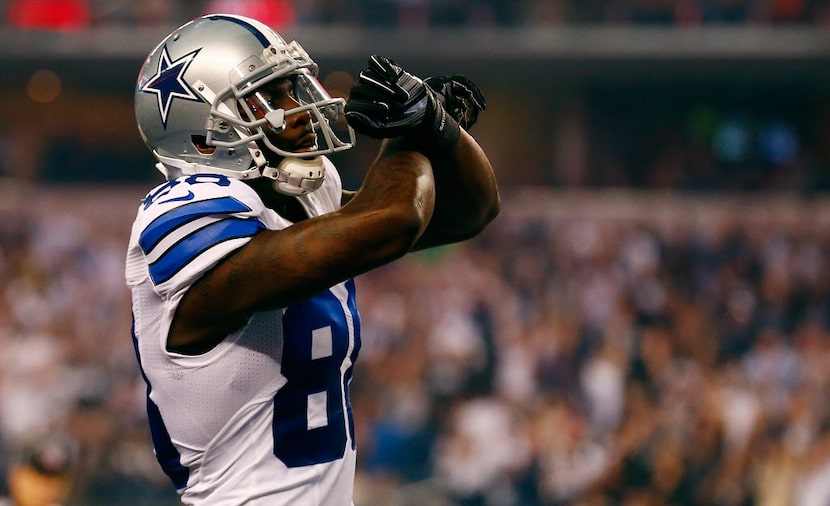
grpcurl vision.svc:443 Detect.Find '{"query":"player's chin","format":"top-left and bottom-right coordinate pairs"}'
top-left (296, 133), bottom-right (318, 151)
top-left (274, 135), bottom-right (317, 155)
top-left (263, 147), bottom-right (317, 166)
top-left (291, 144), bottom-right (319, 160)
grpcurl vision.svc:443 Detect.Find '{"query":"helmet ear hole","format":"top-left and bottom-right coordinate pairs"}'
top-left (191, 135), bottom-right (216, 154)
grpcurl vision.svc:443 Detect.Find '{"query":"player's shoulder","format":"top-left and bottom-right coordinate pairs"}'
top-left (138, 174), bottom-right (265, 221)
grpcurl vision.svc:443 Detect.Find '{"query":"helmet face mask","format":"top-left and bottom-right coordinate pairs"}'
top-left (228, 67), bottom-right (351, 159)
top-left (135, 14), bottom-right (355, 195)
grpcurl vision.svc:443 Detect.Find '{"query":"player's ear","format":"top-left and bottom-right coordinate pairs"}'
top-left (191, 135), bottom-right (216, 154)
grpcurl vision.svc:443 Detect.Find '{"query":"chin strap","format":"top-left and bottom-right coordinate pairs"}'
top-left (262, 157), bottom-right (326, 196)
top-left (154, 151), bottom-right (325, 196)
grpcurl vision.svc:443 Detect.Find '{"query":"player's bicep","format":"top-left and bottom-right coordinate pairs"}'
top-left (170, 223), bottom-right (339, 350)
top-left (179, 220), bottom-right (346, 319)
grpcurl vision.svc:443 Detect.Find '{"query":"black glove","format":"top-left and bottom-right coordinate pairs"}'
top-left (425, 75), bottom-right (486, 131)
top-left (345, 55), bottom-right (460, 153)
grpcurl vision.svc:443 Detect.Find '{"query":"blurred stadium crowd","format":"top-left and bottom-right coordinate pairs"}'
top-left (3, 1), bottom-right (830, 505)
top-left (1, 185), bottom-right (830, 505)
top-left (2, 0), bottom-right (830, 29)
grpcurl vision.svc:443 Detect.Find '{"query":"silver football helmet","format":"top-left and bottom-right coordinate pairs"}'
top-left (135, 14), bottom-right (355, 196)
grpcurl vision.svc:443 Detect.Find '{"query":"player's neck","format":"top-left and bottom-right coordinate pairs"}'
top-left (248, 178), bottom-right (308, 222)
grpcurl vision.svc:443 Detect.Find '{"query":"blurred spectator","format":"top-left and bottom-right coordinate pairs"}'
top-left (435, 396), bottom-right (531, 505)
top-left (696, 0), bottom-right (757, 23)
top-left (202, 0), bottom-right (296, 27)
top-left (0, 436), bottom-right (79, 506)
top-left (5, 0), bottom-right (90, 30)
top-left (91, 0), bottom-right (177, 27)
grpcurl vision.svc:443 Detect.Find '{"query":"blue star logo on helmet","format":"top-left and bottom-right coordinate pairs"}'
top-left (141, 46), bottom-right (204, 129)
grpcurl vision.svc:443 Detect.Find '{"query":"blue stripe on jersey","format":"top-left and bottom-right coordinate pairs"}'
top-left (207, 15), bottom-right (270, 46)
top-left (139, 197), bottom-right (252, 253)
top-left (148, 217), bottom-right (265, 285)
top-left (131, 317), bottom-right (190, 489)
top-left (343, 278), bottom-right (361, 450)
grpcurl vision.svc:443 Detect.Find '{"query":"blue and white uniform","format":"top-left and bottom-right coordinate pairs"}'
top-left (125, 158), bottom-right (361, 505)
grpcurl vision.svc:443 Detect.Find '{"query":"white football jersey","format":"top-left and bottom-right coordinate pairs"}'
top-left (125, 158), bottom-right (360, 505)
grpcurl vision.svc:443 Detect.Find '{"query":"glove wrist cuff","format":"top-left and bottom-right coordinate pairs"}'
top-left (407, 101), bottom-right (461, 157)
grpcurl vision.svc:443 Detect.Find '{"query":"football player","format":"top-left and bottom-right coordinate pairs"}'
top-left (127, 13), bottom-right (499, 505)
top-left (1, 437), bottom-right (78, 506)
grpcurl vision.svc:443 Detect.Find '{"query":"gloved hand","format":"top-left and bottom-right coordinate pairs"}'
top-left (425, 75), bottom-right (486, 131)
top-left (345, 55), bottom-right (460, 153)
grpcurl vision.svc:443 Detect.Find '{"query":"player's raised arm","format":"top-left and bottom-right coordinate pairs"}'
top-left (170, 148), bottom-right (436, 348)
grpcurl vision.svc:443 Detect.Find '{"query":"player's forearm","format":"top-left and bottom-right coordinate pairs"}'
top-left (410, 130), bottom-right (500, 249)
top-left (344, 148), bottom-right (436, 249)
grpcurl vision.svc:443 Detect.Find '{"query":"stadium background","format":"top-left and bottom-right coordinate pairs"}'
top-left (2, 0), bottom-right (830, 504)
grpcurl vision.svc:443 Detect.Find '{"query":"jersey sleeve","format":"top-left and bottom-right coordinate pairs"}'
top-left (136, 174), bottom-right (267, 300)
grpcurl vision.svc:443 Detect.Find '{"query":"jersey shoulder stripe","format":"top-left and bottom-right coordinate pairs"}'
top-left (148, 217), bottom-right (265, 285)
top-left (131, 175), bottom-right (269, 296)
top-left (139, 196), bottom-right (252, 253)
